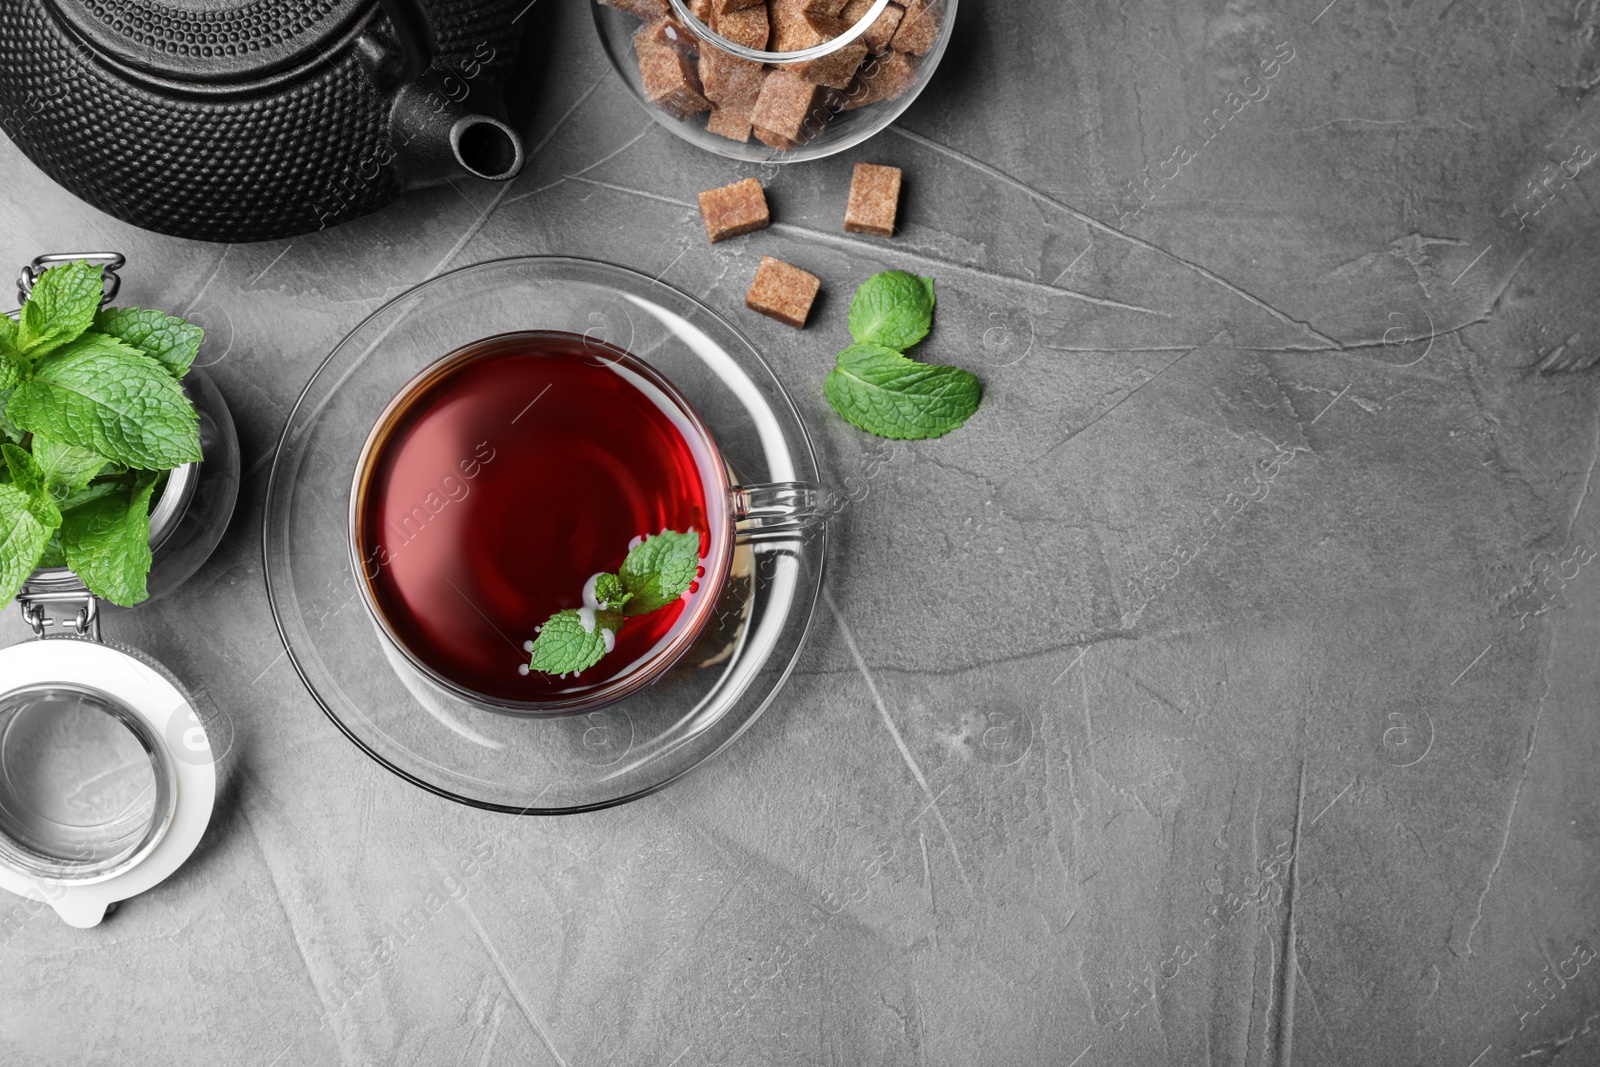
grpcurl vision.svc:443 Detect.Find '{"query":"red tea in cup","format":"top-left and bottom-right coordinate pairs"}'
top-left (351, 332), bottom-right (733, 709)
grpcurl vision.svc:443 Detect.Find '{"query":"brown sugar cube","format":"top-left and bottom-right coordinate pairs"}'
top-left (635, 18), bottom-right (697, 58)
top-left (769, 1), bottom-right (869, 87)
top-left (770, 0), bottom-right (823, 48)
top-left (711, 0), bottom-right (764, 13)
top-left (746, 257), bottom-right (821, 329)
top-left (753, 125), bottom-right (798, 151)
top-left (764, 0), bottom-right (825, 31)
top-left (839, 0), bottom-right (903, 53)
top-left (802, 0), bottom-right (850, 17)
top-left (698, 178), bottom-right (770, 242)
top-left (845, 163), bottom-right (901, 237)
top-left (690, 0), bottom-right (713, 22)
top-left (769, 0), bottom-right (838, 33)
top-left (639, 47), bottom-right (713, 120)
top-left (713, 2), bottom-right (769, 49)
top-left (775, 17), bottom-right (868, 88)
top-left (601, 0), bottom-right (669, 19)
top-left (707, 106), bottom-right (754, 142)
top-left (750, 69), bottom-right (828, 140)
top-left (840, 48), bottom-right (917, 109)
top-left (770, 0), bottom-right (845, 45)
top-left (784, 38), bottom-right (868, 90)
top-left (890, 0), bottom-right (940, 55)
top-left (699, 48), bottom-right (767, 111)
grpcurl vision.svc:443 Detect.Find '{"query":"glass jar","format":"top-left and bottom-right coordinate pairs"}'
top-left (593, 0), bottom-right (957, 162)
top-left (0, 253), bottom-right (238, 929)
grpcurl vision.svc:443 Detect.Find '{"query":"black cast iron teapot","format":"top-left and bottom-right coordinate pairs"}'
top-left (0, 0), bottom-right (531, 242)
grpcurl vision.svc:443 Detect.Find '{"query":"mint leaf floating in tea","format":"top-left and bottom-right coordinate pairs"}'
top-left (826, 272), bottom-right (981, 440)
top-left (618, 528), bottom-right (701, 615)
top-left (0, 259), bottom-right (205, 607)
top-left (848, 270), bottom-right (936, 351)
top-left (586, 571), bottom-right (633, 613)
top-left (525, 607), bottom-right (626, 677)
top-left (526, 529), bottom-right (704, 679)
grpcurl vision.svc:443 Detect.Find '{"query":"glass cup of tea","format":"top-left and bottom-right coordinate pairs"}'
top-left (349, 330), bottom-right (832, 717)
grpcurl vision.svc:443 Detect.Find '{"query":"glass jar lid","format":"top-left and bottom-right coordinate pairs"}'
top-left (0, 637), bottom-right (217, 928)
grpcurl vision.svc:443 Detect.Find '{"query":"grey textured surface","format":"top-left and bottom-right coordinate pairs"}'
top-left (4, 1), bottom-right (1600, 1064)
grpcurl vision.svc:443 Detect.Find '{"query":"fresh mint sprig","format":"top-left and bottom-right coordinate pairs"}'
top-left (825, 272), bottom-right (981, 440)
top-left (526, 530), bottom-right (703, 678)
top-left (9, 334), bottom-right (200, 470)
top-left (617, 528), bottom-right (701, 615)
top-left (0, 260), bottom-right (205, 607)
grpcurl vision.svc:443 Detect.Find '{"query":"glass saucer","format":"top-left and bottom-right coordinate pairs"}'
top-left (263, 257), bottom-right (827, 814)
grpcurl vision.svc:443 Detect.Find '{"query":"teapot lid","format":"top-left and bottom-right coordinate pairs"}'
top-left (47, 0), bottom-right (374, 83)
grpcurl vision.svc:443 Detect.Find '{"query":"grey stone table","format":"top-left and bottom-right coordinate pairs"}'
top-left (4, 1), bottom-right (1600, 1064)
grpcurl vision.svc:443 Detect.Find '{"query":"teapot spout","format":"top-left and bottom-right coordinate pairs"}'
top-left (390, 83), bottom-right (526, 188)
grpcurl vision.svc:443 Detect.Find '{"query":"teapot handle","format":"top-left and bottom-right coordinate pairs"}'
top-left (377, 0), bottom-right (439, 83)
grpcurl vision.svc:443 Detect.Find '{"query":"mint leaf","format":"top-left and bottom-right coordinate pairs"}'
top-left (31, 435), bottom-right (108, 496)
top-left (825, 342), bottom-right (981, 440)
top-left (0, 483), bottom-right (56, 603)
top-left (589, 572), bottom-right (632, 612)
top-left (60, 471), bottom-right (159, 606)
top-left (56, 480), bottom-right (122, 513)
top-left (527, 608), bottom-right (624, 676)
top-left (0, 317), bottom-right (22, 391)
top-left (848, 271), bottom-right (936, 351)
top-left (37, 533), bottom-right (65, 568)
top-left (19, 261), bottom-right (104, 356)
top-left (524, 530), bottom-right (703, 679)
top-left (0, 314), bottom-right (24, 391)
top-left (2, 442), bottom-right (62, 529)
top-left (618, 530), bottom-right (702, 616)
top-left (3, 443), bottom-right (48, 501)
top-left (0, 389), bottom-right (20, 444)
top-left (95, 307), bottom-right (203, 379)
top-left (7, 333), bottom-right (201, 469)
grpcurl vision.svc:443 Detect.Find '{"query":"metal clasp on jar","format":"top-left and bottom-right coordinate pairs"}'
top-left (10, 251), bottom-right (124, 312)
top-left (17, 587), bottom-right (102, 643)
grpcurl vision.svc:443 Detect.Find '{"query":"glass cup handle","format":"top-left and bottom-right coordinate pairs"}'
top-left (732, 482), bottom-right (837, 544)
